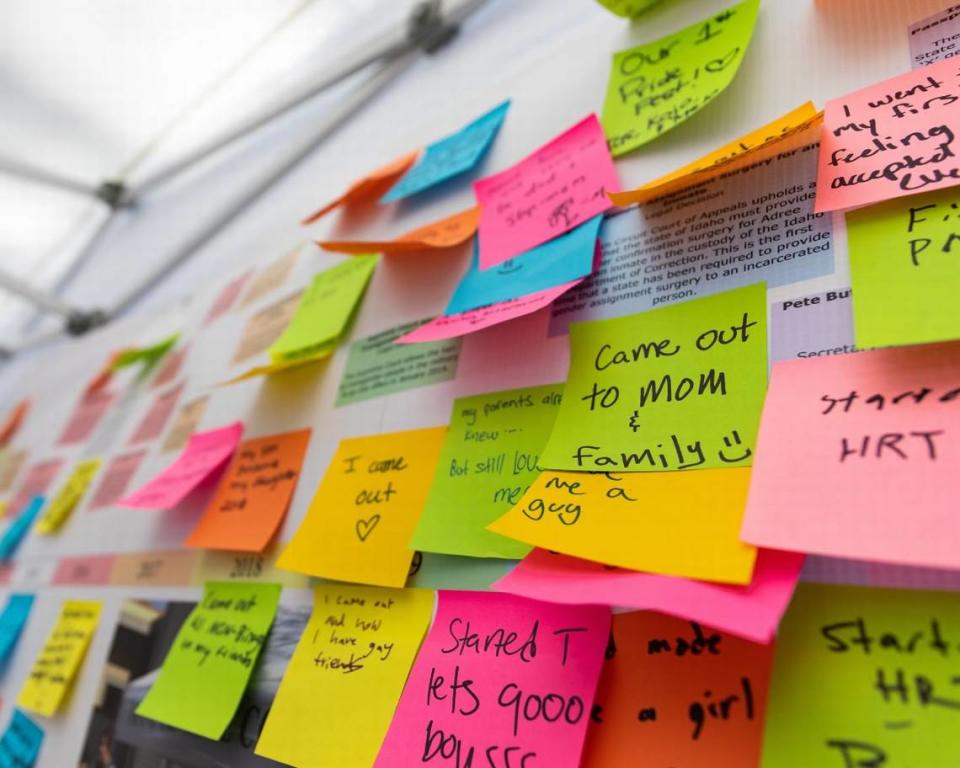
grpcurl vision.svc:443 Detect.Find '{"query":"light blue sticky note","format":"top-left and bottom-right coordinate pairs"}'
top-left (445, 214), bottom-right (602, 314)
top-left (0, 497), bottom-right (43, 562)
top-left (0, 595), bottom-right (33, 666)
top-left (381, 101), bottom-right (510, 203)
top-left (0, 709), bottom-right (43, 767)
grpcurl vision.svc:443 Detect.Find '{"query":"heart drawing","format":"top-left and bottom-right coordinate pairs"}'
top-left (355, 514), bottom-right (381, 542)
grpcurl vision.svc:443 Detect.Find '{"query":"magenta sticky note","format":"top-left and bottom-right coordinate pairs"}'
top-left (118, 422), bottom-right (244, 510)
top-left (492, 548), bottom-right (804, 644)
top-left (374, 590), bottom-right (610, 768)
top-left (474, 114), bottom-right (619, 269)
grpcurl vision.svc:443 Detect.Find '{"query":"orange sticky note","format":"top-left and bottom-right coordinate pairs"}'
top-left (610, 104), bottom-right (821, 206)
top-left (302, 151), bottom-right (419, 224)
top-left (185, 429), bottom-right (311, 552)
top-left (0, 400), bottom-right (29, 447)
top-left (581, 611), bottom-right (774, 768)
top-left (318, 206), bottom-right (480, 255)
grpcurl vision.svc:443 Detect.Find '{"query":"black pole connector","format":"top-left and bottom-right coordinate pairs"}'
top-left (65, 309), bottom-right (110, 336)
top-left (408, 0), bottom-right (459, 54)
top-left (95, 180), bottom-right (130, 209)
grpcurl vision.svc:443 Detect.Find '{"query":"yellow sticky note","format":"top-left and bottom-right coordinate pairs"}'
top-left (36, 458), bottom-right (102, 534)
top-left (255, 584), bottom-right (434, 767)
top-left (488, 468), bottom-right (756, 584)
top-left (17, 600), bottom-right (100, 716)
top-left (277, 427), bottom-right (447, 587)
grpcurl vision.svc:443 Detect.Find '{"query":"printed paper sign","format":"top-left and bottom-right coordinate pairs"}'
top-left (135, 581), bottom-right (281, 739)
top-left (374, 591), bottom-right (610, 768)
top-left (278, 427), bottom-right (446, 587)
top-left (601, 0), bottom-right (760, 156)
top-left (256, 585), bottom-right (434, 767)
top-left (541, 283), bottom-right (767, 472)
top-left (320, 206), bottom-right (480, 255)
top-left (35, 458), bottom-right (102, 534)
top-left (909, 5), bottom-right (960, 69)
top-left (0, 710), bottom-right (43, 767)
top-left (742, 342), bottom-right (960, 570)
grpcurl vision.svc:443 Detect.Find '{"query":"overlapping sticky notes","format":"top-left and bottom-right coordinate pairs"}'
top-left (446, 215), bottom-right (601, 314)
top-left (184, 429), bottom-right (311, 552)
top-left (474, 114), bottom-right (619, 268)
top-left (35, 458), bottom-right (101, 534)
top-left (541, 283), bottom-right (767, 472)
top-left (256, 584), bottom-right (434, 767)
top-left (0, 497), bottom-right (44, 562)
top-left (581, 611), bottom-right (774, 768)
top-left (111, 333), bottom-right (179, 373)
top-left (302, 151), bottom-right (419, 223)
top-left (396, 278), bottom-right (587, 343)
top-left (119, 422), bottom-right (244, 510)
top-left (847, 186), bottom-right (960, 347)
top-left (0, 710), bottom-right (43, 767)
top-left (412, 384), bottom-right (563, 558)
top-left (601, 0), bottom-right (760, 156)
top-left (489, 468), bottom-right (756, 583)
top-left (610, 103), bottom-right (821, 206)
top-left (741, 342), bottom-right (960, 570)
top-left (596, 0), bottom-right (664, 18)
top-left (382, 101), bottom-right (510, 202)
top-left (761, 583), bottom-right (960, 767)
top-left (277, 427), bottom-right (446, 587)
top-left (494, 548), bottom-right (802, 643)
top-left (17, 600), bottom-right (100, 716)
top-left (267, 255), bottom-right (378, 363)
top-left (374, 590), bottom-right (610, 767)
top-left (319, 206), bottom-right (480, 255)
top-left (0, 595), bottom-right (34, 665)
top-left (817, 56), bottom-right (960, 212)
top-left (135, 581), bottom-right (280, 739)
top-left (0, 400), bottom-right (29, 447)
top-left (8, 460), bottom-right (61, 522)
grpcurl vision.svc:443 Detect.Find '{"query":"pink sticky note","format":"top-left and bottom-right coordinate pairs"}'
top-left (816, 57), bottom-right (960, 212)
top-left (395, 278), bottom-right (584, 344)
top-left (493, 549), bottom-right (803, 644)
top-left (118, 422), bottom-right (244, 510)
top-left (742, 342), bottom-right (960, 569)
top-left (374, 590), bottom-right (610, 768)
top-left (474, 115), bottom-right (618, 269)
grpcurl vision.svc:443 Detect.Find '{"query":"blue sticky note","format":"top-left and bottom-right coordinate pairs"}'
top-left (0, 497), bottom-right (43, 562)
top-left (0, 709), bottom-right (43, 768)
top-left (0, 595), bottom-right (33, 666)
top-left (381, 101), bottom-right (510, 203)
top-left (445, 214), bottom-right (602, 314)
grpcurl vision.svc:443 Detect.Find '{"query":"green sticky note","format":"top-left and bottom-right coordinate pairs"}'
top-left (135, 581), bottom-right (281, 740)
top-left (111, 334), bottom-right (179, 371)
top-left (601, 0), bottom-right (760, 156)
top-left (406, 552), bottom-right (515, 590)
top-left (335, 319), bottom-right (462, 407)
top-left (847, 187), bottom-right (960, 348)
top-left (596, 0), bottom-right (665, 18)
top-left (541, 283), bottom-right (767, 472)
top-left (762, 582), bottom-right (960, 767)
top-left (268, 255), bottom-right (377, 362)
top-left (412, 384), bottom-right (563, 558)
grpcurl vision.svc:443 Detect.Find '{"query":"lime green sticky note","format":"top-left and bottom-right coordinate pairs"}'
top-left (847, 187), bottom-right (960, 348)
top-left (762, 582), bottom-right (960, 767)
top-left (135, 581), bottom-right (281, 740)
top-left (602, 0), bottom-right (760, 156)
top-left (412, 384), bottom-right (563, 559)
top-left (111, 334), bottom-right (179, 371)
top-left (268, 255), bottom-right (377, 363)
top-left (541, 283), bottom-right (767, 472)
top-left (596, 0), bottom-right (665, 18)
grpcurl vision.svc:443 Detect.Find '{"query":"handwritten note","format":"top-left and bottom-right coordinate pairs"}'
top-left (374, 590), bottom-right (609, 767)
top-left (0, 710), bottom-right (43, 767)
top-left (742, 342), bottom-right (960, 570)
top-left (413, 384), bottom-right (563, 559)
top-left (382, 101), bottom-right (510, 202)
top-left (761, 583), bottom-right (960, 767)
top-left (582, 611), bottom-right (774, 768)
top-left (816, 56), bottom-right (960, 212)
top-left (277, 427), bottom-right (446, 587)
top-left (35, 458), bottom-right (101, 534)
top-left (0, 594), bottom-right (34, 664)
top-left (135, 581), bottom-right (280, 739)
top-left (847, 186), bottom-right (960, 347)
top-left (494, 548), bottom-right (802, 643)
top-left (474, 115), bottom-right (619, 269)
top-left (319, 206), bottom-right (480, 255)
top-left (17, 600), bottom-right (100, 716)
top-left (541, 283), bottom-right (767, 472)
top-left (446, 215), bottom-right (601, 314)
top-left (489, 468), bottom-right (756, 583)
top-left (87, 450), bottom-right (146, 510)
top-left (185, 429), bottom-right (311, 552)
top-left (596, 0), bottom-right (663, 18)
top-left (268, 255), bottom-right (378, 362)
top-left (601, 0), bottom-right (760, 156)
top-left (119, 422), bottom-right (244, 510)
top-left (0, 498), bottom-right (43, 562)
top-left (302, 151), bottom-right (419, 223)
top-left (256, 585), bottom-right (434, 767)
